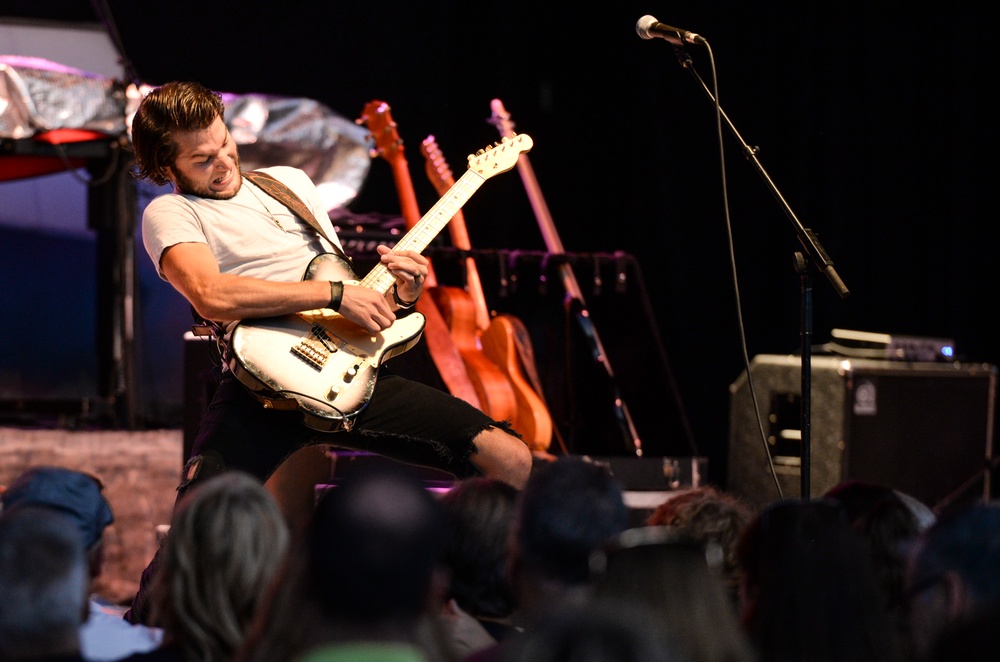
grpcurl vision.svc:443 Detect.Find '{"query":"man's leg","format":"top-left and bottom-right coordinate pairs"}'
top-left (468, 426), bottom-right (532, 489)
top-left (341, 372), bottom-right (533, 489)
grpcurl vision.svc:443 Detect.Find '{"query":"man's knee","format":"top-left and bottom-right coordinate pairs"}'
top-left (178, 450), bottom-right (227, 495)
top-left (471, 428), bottom-right (532, 489)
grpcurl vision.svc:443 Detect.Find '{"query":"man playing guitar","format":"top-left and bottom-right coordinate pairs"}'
top-left (125, 81), bottom-right (532, 622)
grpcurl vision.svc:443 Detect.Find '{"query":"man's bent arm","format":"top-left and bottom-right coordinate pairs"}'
top-left (161, 242), bottom-right (394, 333)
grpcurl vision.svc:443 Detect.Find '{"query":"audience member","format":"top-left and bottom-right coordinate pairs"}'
top-left (892, 489), bottom-right (936, 532)
top-left (736, 498), bottom-right (901, 662)
top-left (0, 506), bottom-right (90, 661)
top-left (823, 479), bottom-right (921, 659)
top-left (237, 463), bottom-right (453, 662)
top-left (590, 526), bottom-right (756, 662)
top-left (921, 603), bottom-right (1000, 662)
top-left (120, 471), bottom-right (290, 661)
top-left (1, 465), bottom-right (164, 660)
top-left (501, 600), bottom-right (687, 662)
top-left (437, 477), bottom-right (520, 657)
top-left (902, 499), bottom-right (1000, 661)
top-left (467, 456), bottom-right (630, 662)
top-left (645, 485), bottom-right (756, 607)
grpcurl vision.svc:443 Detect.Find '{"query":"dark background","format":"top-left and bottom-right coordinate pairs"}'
top-left (3, 2), bottom-right (998, 488)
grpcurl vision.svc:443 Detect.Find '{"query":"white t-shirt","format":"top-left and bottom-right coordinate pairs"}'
top-left (142, 166), bottom-right (347, 284)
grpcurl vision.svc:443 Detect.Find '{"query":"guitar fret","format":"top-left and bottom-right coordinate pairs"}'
top-left (360, 171), bottom-right (486, 295)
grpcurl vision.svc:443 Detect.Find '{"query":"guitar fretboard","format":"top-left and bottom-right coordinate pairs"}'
top-left (360, 169), bottom-right (487, 293)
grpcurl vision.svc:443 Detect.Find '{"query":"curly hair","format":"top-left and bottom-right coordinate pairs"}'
top-left (645, 485), bottom-right (755, 599)
top-left (131, 81), bottom-right (226, 186)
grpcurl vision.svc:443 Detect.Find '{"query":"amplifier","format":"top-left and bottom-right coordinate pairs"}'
top-left (727, 354), bottom-right (996, 509)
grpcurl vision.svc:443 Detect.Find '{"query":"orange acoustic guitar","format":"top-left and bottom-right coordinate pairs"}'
top-left (421, 135), bottom-right (553, 453)
top-left (358, 100), bottom-right (516, 422)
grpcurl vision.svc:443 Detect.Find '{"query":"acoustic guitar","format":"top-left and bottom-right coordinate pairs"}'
top-left (421, 135), bottom-right (553, 452)
top-left (359, 100), bottom-right (516, 422)
top-left (489, 98), bottom-right (640, 455)
top-left (226, 133), bottom-right (532, 431)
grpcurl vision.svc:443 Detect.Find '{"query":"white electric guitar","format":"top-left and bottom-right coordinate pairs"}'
top-left (227, 133), bottom-right (533, 431)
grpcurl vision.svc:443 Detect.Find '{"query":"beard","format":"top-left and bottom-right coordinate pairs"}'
top-left (172, 151), bottom-right (242, 199)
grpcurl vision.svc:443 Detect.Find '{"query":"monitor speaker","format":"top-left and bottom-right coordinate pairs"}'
top-left (727, 354), bottom-right (996, 510)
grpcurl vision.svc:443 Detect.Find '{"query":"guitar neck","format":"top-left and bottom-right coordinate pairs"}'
top-left (360, 168), bottom-right (487, 294)
top-left (489, 98), bottom-right (585, 304)
top-left (421, 136), bottom-right (492, 332)
top-left (381, 148), bottom-right (442, 288)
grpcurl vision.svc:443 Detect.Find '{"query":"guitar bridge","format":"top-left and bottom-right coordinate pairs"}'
top-left (291, 339), bottom-right (328, 369)
top-left (290, 325), bottom-right (336, 370)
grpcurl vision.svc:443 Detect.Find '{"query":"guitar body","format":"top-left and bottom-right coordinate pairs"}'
top-left (431, 286), bottom-right (517, 421)
top-left (480, 314), bottom-right (553, 452)
top-left (229, 253), bottom-right (427, 431)
top-left (225, 121), bottom-right (531, 432)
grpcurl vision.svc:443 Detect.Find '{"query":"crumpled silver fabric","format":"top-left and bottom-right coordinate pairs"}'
top-left (2, 56), bottom-right (373, 210)
top-left (0, 55), bottom-right (126, 138)
top-left (220, 92), bottom-right (373, 211)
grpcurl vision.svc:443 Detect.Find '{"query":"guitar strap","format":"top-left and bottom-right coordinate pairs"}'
top-left (196, 172), bottom-right (354, 353)
top-left (242, 170), bottom-right (352, 265)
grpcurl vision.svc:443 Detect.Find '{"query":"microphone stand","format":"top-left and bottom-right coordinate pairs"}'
top-left (671, 45), bottom-right (850, 500)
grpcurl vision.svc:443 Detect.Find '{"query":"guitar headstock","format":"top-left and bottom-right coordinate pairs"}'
top-left (357, 100), bottom-right (404, 163)
top-left (420, 135), bottom-right (456, 196)
top-left (488, 98), bottom-right (517, 138)
top-left (467, 134), bottom-right (532, 179)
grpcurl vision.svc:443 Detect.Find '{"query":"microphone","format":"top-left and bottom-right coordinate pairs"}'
top-left (635, 15), bottom-right (704, 45)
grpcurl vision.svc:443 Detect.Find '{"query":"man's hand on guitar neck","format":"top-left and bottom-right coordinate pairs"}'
top-left (377, 245), bottom-right (428, 308)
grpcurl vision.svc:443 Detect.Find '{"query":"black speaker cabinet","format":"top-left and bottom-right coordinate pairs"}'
top-left (727, 354), bottom-right (996, 509)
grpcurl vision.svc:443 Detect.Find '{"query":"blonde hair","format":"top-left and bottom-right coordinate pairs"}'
top-left (152, 472), bottom-right (290, 662)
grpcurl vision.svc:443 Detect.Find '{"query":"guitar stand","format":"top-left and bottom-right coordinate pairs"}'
top-left (564, 294), bottom-right (645, 456)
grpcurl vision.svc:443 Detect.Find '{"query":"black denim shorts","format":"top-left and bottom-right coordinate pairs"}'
top-left (183, 369), bottom-right (505, 490)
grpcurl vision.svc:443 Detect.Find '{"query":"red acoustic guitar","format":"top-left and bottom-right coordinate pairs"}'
top-left (421, 135), bottom-right (553, 452)
top-left (489, 98), bottom-right (639, 455)
top-left (358, 100), bottom-right (516, 422)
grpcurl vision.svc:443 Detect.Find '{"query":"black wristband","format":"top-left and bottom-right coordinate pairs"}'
top-left (392, 283), bottom-right (419, 309)
top-left (328, 281), bottom-right (343, 311)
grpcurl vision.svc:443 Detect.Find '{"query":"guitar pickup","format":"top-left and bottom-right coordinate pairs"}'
top-left (310, 324), bottom-right (338, 352)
